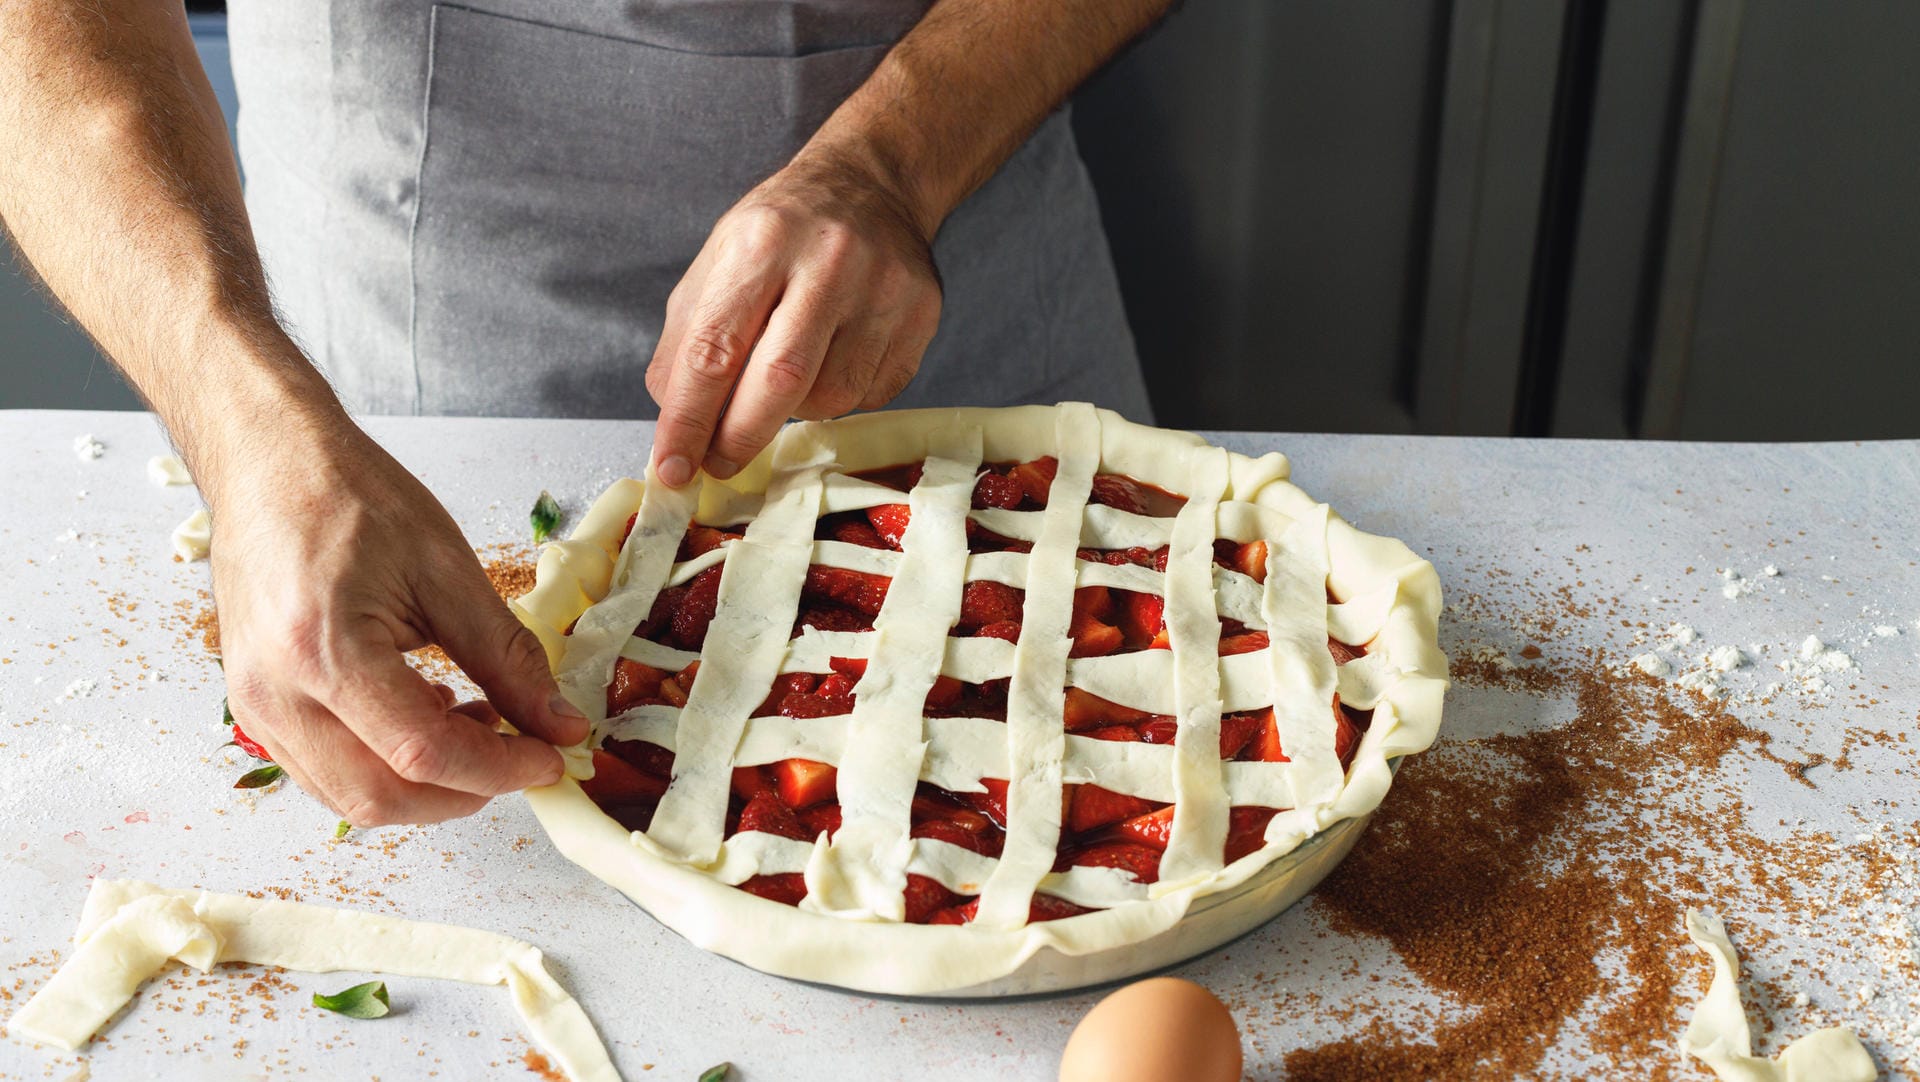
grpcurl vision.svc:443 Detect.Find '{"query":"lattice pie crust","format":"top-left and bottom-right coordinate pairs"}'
top-left (513, 404), bottom-right (1446, 994)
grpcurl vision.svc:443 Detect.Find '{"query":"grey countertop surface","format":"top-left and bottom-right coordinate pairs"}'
top-left (1, 409), bottom-right (1916, 1081)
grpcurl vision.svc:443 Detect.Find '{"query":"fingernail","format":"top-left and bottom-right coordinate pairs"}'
top-left (656, 454), bottom-right (694, 487)
top-left (549, 693), bottom-right (586, 720)
top-left (706, 456), bottom-right (739, 479)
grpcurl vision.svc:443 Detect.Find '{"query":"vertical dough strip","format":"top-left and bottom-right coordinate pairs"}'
top-left (973, 403), bottom-right (1100, 928)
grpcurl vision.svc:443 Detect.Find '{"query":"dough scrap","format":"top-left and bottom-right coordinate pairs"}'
top-left (1682, 908), bottom-right (1875, 1082)
top-left (170, 507), bottom-right (211, 561)
top-left (6, 880), bottom-right (620, 1082)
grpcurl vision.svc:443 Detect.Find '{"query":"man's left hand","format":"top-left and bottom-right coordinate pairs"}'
top-left (645, 147), bottom-right (942, 486)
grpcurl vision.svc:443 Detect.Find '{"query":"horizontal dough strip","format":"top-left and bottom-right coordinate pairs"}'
top-left (616, 632), bottom-right (1393, 716)
top-left (599, 707), bottom-right (1311, 809)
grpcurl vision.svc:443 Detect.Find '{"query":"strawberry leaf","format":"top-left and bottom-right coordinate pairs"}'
top-left (698, 1064), bottom-right (732, 1082)
top-left (221, 696), bottom-right (233, 726)
top-left (234, 764), bottom-right (284, 789)
top-left (312, 980), bottom-right (389, 1019)
top-left (531, 490), bottom-right (561, 544)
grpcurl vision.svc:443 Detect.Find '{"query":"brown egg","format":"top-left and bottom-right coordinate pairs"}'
top-left (1059, 977), bottom-right (1243, 1082)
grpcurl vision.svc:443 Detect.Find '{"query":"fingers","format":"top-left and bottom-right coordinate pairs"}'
top-left (702, 289), bottom-right (837, 475)
top-left (229, 689), bottom-right (489, 827)
top-left (421, 558), bottom-right (589, 747)
top-left (316, 634), bottom-right (569, 798)
top-left (648, 264), bottom-right (783, 488)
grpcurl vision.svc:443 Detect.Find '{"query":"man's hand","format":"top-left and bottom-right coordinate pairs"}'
top-left (645, 147), bottom-right (942, 486)
top-left (643, 0), bottom-right (1173, 485)
top-left (209, 417), bottom-right (589, 826)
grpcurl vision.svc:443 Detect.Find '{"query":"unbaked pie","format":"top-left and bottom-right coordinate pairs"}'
top-left (513, 403), bottom-right (1445, 994)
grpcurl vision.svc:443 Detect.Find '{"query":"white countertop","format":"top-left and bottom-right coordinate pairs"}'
top-left (1, 409), bottom-right (1915, 1081)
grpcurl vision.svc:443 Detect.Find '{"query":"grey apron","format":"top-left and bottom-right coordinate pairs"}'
top-left (225, 2), bottom-right (1151, 422)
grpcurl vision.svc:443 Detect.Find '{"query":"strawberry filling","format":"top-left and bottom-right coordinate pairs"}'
top-left (592, 456), bottom-right (1378, 922)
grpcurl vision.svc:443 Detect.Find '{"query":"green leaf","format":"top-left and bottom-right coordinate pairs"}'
top-left (221, 696), bottom-right (233, 726)
top-left (334, 820), bottom-right (352, 839)
top-left (234, 764), bottom-right (284, 789)
top-left (697, 1064), bottom-right (732, 1082)
top-left (313, 980), bottom-right (390, 1019)
top-left (531, 490), bottom-right (561, 543)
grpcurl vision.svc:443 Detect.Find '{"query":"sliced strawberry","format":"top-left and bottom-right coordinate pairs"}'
top-left (794, 606), bottom-right (874, 634)
top-left (958, 580), bottom-right (1024, 629)
top-left (927, 902), bottom-right (974, 925)
top-left (828, 656), bottom-right (868, 679)
top-left (966, 778), bottom-right (1010, 827)
top-left (1138, 717), bottom-right (1177, 745)
top-left (1065, 784), bottom-right (1160, 835)
top-left (1113, 805), bottom-right (1175, 849)
top-left (964, 522), bottom-right (1033, 554)
top-left (1243, 708), bottom-right (1288, 762)
top-left (911, 817), bottom-right (1003, 857)
top-left (730, 765), bottom-right (775, 801)
top-left (971, 471), bottom-right (1026, 510)
top-left (1233, 540), bottom-right (1269, 582)
top-left (1117, 591), bottom-right (1165, 649)
top-left (669, 566), bottom-right (724, 649)
top-left (1079, 724), bottom-right (1142, 742)
top-left (738, 873), bottom-right (808, 906)
top-left (798, 802), bottom-right (843, 839)
top-left (815, 672), bottom-right (857, 707)
top-left (1088, 474), bottom-right (1149, 513)
top-left (619, 511), bottom-right (638, 548)
top-left (657, 660), bottom-right (699, 707)
top-left (1219, 711), bottom-right (1264, 759)
top-left (974, 619), bottom-right (1023, 643)
top-left (1063, 687), bottom-right (1152, 731)
top-left (604, 738), bottom-right (675, 778)
top-left (753, 672), bottom-right (817, 716)
top-left (607, 658), bottom-right (670, 714)
top-left (1067, 842), bottom-right (1162, 884)
top-left (676, 525), bottom-right (737, 560)
top-left (1225, 806), bottom-right (1281, 863)
top-left (1328, 637), bottom-right (1365, 666)
top-left (737, 790), bottom-right (809, 840)
top-left (1008, 457), bottom-right (1058, 506)
top-left (1069, 618), bottom-right (1124, 658)
top-left (925, 674), bottom-right (963, 710)
top-left (230, 721), bottom-right (271, 761)
top-left (1220, 630), bottom-right (1270, 656)
top-left (803, 565), bottom-right (891, 615)
top-left (772, 758), bottom-right (838, 809)
top-left (779, 691), bottom-right (853, 719)
top-left (830, 518), bottom-right (887, 549)
top-left (904, 874), bottom-right (959, 924)
top-left (581, 750), bottom-right (668, 807)
top-left (866, 503), bottom-right (912, 550)
top-left (1072, 586), bottom-right (1113, 622)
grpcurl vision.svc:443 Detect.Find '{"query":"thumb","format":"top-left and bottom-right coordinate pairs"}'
top-left (428, 566), bottom-right (590, 747)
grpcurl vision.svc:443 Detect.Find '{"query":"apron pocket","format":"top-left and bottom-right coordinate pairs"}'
top-left (410, 4), bottom-right (888, 417)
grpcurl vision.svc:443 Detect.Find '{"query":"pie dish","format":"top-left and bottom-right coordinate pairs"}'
top-left (512, 403), bottom-right (1446, 995)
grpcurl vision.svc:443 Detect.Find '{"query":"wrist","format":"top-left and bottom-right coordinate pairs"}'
top-left (172, 336), bottom-right (356, 514)
top-left (790, 131), bottom-right (946, 247)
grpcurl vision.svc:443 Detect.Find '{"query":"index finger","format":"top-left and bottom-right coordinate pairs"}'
top-left (315, 636), bottom-right (566, 797)
top-left (650, 268), bottom-right (782, 487)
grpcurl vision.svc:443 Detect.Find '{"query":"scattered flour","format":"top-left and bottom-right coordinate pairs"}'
top-left (71, 435), bottom-right (104, 461)
top-left (55, 679), bottom-right (96, 703)
top-left (1761, 565), bottom-right (1780, 577)
top-left (1871, 625), bottom-right (1901, 638)
top-left (1632, 653), bottom-right (1673, 678)
top-left (1718, 569), bottom-right (1752, 599)
top-left (1704, 646), bottom-right (1747, 673)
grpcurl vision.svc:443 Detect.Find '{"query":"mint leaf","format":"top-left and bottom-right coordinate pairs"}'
top-left (221, 696), bottom-right (233, 726)
top-left (531, 490), bottom-right (561, 543)
top-left (698, 1064), bottom-right (732, 1082)
top-left (234, 764), bottom-right (284, 789)
top-left (334, 820), bottom-right (352, 839)
top-left (313, 980), bottom-right (390, 1019)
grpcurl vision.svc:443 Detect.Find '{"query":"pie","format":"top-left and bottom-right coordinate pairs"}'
top-left (512, 403), bottom-right (1445, 994)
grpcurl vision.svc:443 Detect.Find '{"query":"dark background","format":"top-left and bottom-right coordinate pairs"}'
top-left (6, 1), bottom-right (1917, 439)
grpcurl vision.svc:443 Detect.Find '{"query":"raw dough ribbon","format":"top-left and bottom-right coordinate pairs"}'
top-left (1681, 908), bottom-right (1875, 1082)
top-left (6, 880), bottom-right (621, 1082)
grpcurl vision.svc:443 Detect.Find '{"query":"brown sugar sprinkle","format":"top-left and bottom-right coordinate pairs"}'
top-left (1279, 610), bottom-right (1918, 1081)
top-left (522, 1048), bottom-right (567, 1080)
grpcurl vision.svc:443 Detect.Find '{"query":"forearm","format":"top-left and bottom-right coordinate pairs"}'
top-left (0, 1), bottom-right (345, 498)
top-left (806, 0), bottom-right (1175, 238)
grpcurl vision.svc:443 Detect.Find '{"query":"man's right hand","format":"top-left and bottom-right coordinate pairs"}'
top-left (207, 411), bottom-right (588, 826)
